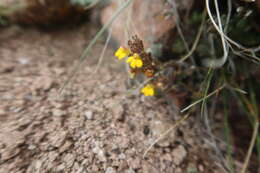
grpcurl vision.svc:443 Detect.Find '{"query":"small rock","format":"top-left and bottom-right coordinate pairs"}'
top-left (172, 145), bottom-right (187, 166)
top-left (59, 140), bottom-right (73, 153)
top-left (53, 102), bottom-right (63, 109)
top-left (1, 148), bottom-right (20, 162)
top-left (31, 76), bottom-right (55, 91)
top-left (128, 157), bottom-right (141, 170)
top-left (10, 106), bottom-right (23, 113)
top-left (75, 167), bottom-right (85, 173)
top-left (151, 118), bottom-right (176, 147)
top-left (81, 134), bottom-right (89, 141)
top-left (56, 164), bottom-right (66, 172)
top-left (92, 164), bottom-right (99, 172)
top-left (39, 142), bottom-right (50, 151)
top-left (52, 109), bottom-right (65, 117)
top-left (118, 137), bottom-right (129, 149)
top-left (72, 161), bottom-right (80, 171)
top-left (111, 159), bottom-right (120, 167)
top-left (112, 104), bottom-right (125, 121)
top-left (63, 153), bottom-right (75, 168)
top-left (34, 131), bottom-right (47, 143)
top-left (35, 160), bottom-right (43, 170)
top-left (18, 58), bottom-right (29, 65)
top-left (105, 167), bottom-right (116, 173)
top-left (93, 145), bottom-right (106, 162)
top-left (124, 169), bottom-right (135, 173)
top-left (118, 153), bottom-right (126, 160)
top-left (49, 130), bottom-right (67, 148)
top-left (28, 144), bottom-right (36, 150)
top-left (48, 151), bottom-right (59, 162)
top-left (162, 153), bottom-right (173, 162)
top-left (84, 111), bottom-right (94, 120)
top-left (142, 163), bottom-right (158, 173)
top-left (41, 152), bottom-right (59, 170)
top-left (117, 161), bottom-right (128, 172)
top-left (0, 130), bottom-right (25, 161)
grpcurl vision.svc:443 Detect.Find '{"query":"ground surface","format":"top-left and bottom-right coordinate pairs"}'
top-left (0, 24), bottom-right (223, 173)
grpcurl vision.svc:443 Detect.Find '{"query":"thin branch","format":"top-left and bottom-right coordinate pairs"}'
top-left (167, 0), bottom-right (195, 64)
top-left (179, 9), bottom-right (207, 62)
top-left (181, 84), bottom-right (225, 113)
top-left (241, 121), bottom-right (259, 173)
top-left (204, 0), bottom-right (229, 68)
top-left (224, 0), bottom-right (232, 32)
top-left (92, 28), bottom-right (113, 75)
top-left (203, 105), bottom-right (230, 172)
top-left (83, 0), bottom-right (100, 10)
top-left (205, 0), bottom-right (259, 54)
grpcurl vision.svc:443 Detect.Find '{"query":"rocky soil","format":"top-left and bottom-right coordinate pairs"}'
top-left (0, 24), bottom-right (223, 173)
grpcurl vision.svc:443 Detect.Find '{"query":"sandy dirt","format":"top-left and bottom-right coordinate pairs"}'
top-left (0, 24), bottom-right (223, 173)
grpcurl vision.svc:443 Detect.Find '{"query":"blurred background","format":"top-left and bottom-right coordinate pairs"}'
top-left (0, 0), bottom-right (259, 173)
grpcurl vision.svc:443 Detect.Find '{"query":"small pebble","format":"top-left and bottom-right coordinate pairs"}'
top-left (85, 111), bottom-right (94, 120)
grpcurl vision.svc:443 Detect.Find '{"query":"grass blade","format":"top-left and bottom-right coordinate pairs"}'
top-left (59, 0), bottom-right (133, 95)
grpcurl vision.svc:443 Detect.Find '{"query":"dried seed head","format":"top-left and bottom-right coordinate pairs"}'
top-left (128, 35), bottom-right (144, 54)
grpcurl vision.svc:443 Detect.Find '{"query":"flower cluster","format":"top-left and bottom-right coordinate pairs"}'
top-left (115, 48), bottom-right (143, 69)
top-left (115, 36), bottom-right (159, 96)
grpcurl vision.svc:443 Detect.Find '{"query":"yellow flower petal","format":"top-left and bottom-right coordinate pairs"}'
top-left (126, 53), bottom-right (143, 68)
top-left (115, 47), bottom-right (130, 60)
top-left (126, 56), bottom-right (134, 63)
top-left (135, 59), bottom-right (143, 68)
top-left (130, 61), bottom-right (137, 68)
top-left (141, 84), bottom-right (155, 96)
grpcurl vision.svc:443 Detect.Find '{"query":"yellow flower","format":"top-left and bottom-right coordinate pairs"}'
top-left (141, 84), bottom-right (155, 96)
top-left (126, 53), bottom-right (143, 68)
top-left (115, 46), bottom-right (130, 60)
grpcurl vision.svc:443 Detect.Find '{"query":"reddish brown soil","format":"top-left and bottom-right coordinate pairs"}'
top-left (0, 24), bottom-right (224, 173)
